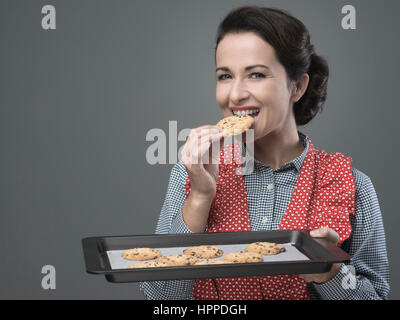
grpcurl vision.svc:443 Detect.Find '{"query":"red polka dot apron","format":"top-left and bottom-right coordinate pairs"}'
top-left (184, 138), bottom-right (356, 300)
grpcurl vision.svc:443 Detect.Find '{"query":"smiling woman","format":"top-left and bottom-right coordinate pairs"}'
top-left (214, 7), bottom-right (329, 127)
top-left (140, 6), bottom-right (390, 300)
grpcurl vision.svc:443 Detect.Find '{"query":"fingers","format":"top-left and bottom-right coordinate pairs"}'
top-left (185, 125), bottom-right (222, 143)
top-left (298, 274), bottom-right (313, 283)
top-left (310, 227), bottom-right (339, 244)
top-left (299, 263), bottom-right (342, 284)
top-left (181, 126), bottom-right (224, 166)
top-left (298, 273), bottom-right (325, 283)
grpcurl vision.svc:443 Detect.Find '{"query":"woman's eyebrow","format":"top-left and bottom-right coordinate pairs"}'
top-left (215, 64), bottom-right (270, 72)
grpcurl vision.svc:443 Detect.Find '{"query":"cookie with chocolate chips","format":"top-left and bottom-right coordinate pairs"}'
top-left (183, 245), bottom-right (223, 259)
top-left (121, 248), bottom-right (161, 261)
top-left (216, 115), bottom-right (254, 137)
top-left (245, 242), bottom-right (286, 255)
top-left (155, 254), bottom-right (198, 266)
top-left (222, 251), bottom-right (263, 263)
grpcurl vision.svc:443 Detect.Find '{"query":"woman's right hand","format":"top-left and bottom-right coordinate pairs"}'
top-left (180, 125), bottom-right (224, 200)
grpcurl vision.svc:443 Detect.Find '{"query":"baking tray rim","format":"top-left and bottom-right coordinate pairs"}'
top-left (82, 229), bottom-right (351, 275)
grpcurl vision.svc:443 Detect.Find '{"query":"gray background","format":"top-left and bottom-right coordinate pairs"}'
top-left (0, 0), bottom-right (398, 299)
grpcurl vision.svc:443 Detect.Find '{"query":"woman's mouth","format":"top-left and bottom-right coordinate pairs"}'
top-left (232, 108), bottom-right (260, 118)
top-left (231, 107), bottom-right (260, 121)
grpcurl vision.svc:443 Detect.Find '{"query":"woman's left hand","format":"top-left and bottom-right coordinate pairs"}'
top-left (299, 227), bottom-right (342, 284)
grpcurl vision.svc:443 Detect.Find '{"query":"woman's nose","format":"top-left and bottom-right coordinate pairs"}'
top-left (230, 79), bottom-right (250, 104)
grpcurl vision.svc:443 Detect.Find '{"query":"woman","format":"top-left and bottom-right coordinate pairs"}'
top-left (140, 6), bottom-right (389, 300)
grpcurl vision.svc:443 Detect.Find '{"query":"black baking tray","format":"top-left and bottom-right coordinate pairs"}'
top-left (82, 230), bottom-right (350, 283)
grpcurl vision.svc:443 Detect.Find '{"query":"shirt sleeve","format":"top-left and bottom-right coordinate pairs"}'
top-left (139, 161), bottom-right (195, 300)
top-left (308, 168), bottom-right (390, 300)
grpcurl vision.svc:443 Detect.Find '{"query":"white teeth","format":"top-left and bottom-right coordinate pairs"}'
top-left (232, 109), bottom-right (260, 116)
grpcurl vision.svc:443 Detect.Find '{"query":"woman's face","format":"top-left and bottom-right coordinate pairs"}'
top-left (215, 32), bottom-right (297, 141)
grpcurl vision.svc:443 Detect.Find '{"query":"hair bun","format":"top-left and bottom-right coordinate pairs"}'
top-left (294, 53), bottom-right (329, 126)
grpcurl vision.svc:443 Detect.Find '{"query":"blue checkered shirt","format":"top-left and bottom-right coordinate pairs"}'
top-left (139, 132), bottom-right (390, 300)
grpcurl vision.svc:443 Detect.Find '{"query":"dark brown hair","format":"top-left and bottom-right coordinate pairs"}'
top-left (215, 6), bottom-right (329, 126)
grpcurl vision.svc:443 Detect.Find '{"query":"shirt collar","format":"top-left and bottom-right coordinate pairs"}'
top-left (289, 131), bottom-right (309, 172)
top-left (242, 131), bottom-right (310, 173)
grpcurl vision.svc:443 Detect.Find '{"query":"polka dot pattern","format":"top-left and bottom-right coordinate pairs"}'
top-left (184, 139), bottom-right (355, 300)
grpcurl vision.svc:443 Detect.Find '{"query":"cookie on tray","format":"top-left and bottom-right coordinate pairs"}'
top-left (155, 254), bottom-right (198, 266)
top-left (222, 251), bottom-right (263, 263)
top-left (127, 261), bottom-right (160, 269)
top-left (121, 248), bottom-right (162, 261)
top-left (244, 242), bottom-right (286, 255)
top-left (194, 259), bottom-right (233, 266)
top-left (183, 245), bottom-right (223, 259)
top-left (216, 115), bottom-right (254, 137)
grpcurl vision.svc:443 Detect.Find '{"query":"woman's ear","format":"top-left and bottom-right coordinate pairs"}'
top-left (291, 73), bottom-right (309, 103)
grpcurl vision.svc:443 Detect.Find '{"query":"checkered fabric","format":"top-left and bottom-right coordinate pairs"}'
top-left (139, 131), bottom-right (390, 300)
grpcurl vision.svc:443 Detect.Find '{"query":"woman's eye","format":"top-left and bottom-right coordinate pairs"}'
top-left (250, 72), bottom-right (266, 79)
top-left (217, 74), bottom-right (231, 81)
top-left (217, 73), bottom-right (266, 81)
